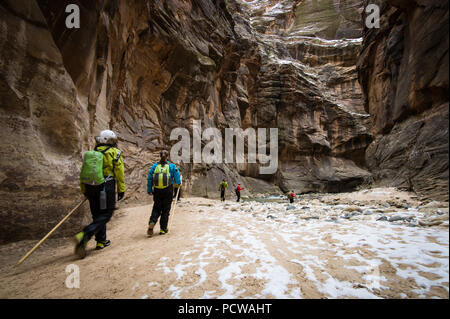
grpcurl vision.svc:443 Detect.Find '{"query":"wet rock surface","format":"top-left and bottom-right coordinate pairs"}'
top-left (246, 187), bottom-right (449, 229)
top-left (357, 0), bottom-right (449, 201)
top-left (232, 0), bottom-right (372, 193)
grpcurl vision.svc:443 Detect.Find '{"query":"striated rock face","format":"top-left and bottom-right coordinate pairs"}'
top-left (0, 0), bottom-right (372, 242)
top-left (0, 0), bottom-right (232, 242)
top-left (357, 0), bottom-right (449, 200)
top-left (0, 0), bottom-right (91, 243)
top-left (230, 0), bottom-right (372, 193)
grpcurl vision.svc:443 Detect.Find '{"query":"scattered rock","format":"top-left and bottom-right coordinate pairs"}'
top-left (388, 216), bottom-right (411, 222)
top-left (432, 215), bottom-right (449, 222)
top-left (343, 205), bottom-right (362, 213)
top-left (421, 201), bottom-right (449, 209)
top-left (353, 283), bottom-right (366, 289)
top-left (418, 220), bottom-right (443, 227)
top-left (377, 216), bottom-right (388, 221)
top-left (342, 211), bottom-right (361, 219)
top-left (383, 208), bottom-right (402, 213)
top-left (300, 215), bottom-right (319, 220)
top-left (387, 200), bottom-right (409, 209)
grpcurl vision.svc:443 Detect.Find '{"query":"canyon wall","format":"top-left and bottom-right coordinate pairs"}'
top-left (357, 0), bottom-right (449, 200)
top-left (1, 0), bottom-right (374, 242)
top-left (230, 0), bottom-right (372, 194)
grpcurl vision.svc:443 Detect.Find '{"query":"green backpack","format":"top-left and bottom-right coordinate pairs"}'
top-left (80, 147), bottom-right (111, 185)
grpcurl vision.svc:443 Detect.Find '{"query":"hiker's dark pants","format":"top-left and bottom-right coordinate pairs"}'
top-left (150, 184), bottom-right (173, 230)
top-left (83, 179), bottom-right (116, 242)
top-left (289, 198), bottom-right (294, 203)
top-left (220, 189), bottom-right (225, 201)
top-left (236, 191), bottom-right (240, 202)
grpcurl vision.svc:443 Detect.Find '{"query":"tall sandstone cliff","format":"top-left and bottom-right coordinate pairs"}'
top-left (357, 0), bottom-right (449, 200)
top-left (0, 0), bottom-right (446, 243)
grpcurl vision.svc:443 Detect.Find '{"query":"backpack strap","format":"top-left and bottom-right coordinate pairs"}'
top-left (111, 150), bottom-right (122, 178)
top-left (114, 150), bottom-right (122, 162)
top-left (109, 149), bottom-right (122, 179)
top-left (94, 145), bottom-right (112, 154)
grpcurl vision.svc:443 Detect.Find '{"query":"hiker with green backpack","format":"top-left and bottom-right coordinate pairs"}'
top-left (74, 130), bottom-right (126, 259)
top-left (218, 179), bottom-right (228, 201)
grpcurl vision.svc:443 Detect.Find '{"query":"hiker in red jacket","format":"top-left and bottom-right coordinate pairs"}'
top-left (288, 190), bottom-right (295, 203)
top-left (235, 184), bottom-right (243, 202)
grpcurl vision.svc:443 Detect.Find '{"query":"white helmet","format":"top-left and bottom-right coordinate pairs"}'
top-left (96, 130), bottom-right (117, 145)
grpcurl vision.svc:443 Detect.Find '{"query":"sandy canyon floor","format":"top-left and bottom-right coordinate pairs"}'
top-left (0, 188), bottom-right (448, 299)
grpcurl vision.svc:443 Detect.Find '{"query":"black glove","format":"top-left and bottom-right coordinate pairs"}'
top-left (118, 192), bottom-right (125, 201)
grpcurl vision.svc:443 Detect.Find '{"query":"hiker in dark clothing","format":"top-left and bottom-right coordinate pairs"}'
top-left (235, 184), bottom-right (243, 202)
top-left (288, 190), bottom-right (295, 203)
top-left (74, 130), bottom-right (126, 259)
top-left (218, 179), bottom-right (228, 201)
top-left (147, 150), bottom-right (181, 237)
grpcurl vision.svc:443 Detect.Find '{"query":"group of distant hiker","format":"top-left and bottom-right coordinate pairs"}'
top-left (218, 180), bottom-right (295, 203)
top-left (217, 179), bottom-right (244, 202)
top-left (73, 130), bottom-right (296, 259)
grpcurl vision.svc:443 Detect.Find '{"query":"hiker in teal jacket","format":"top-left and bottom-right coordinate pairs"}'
top-left (146, 150), bottom-right (181, 236)
top-left (147, 162), bottom-right (181, 193)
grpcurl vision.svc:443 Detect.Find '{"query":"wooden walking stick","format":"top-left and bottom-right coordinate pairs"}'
top-left (168, 186), bottom-right (181, 233)
top-left (16, 198), bottom-right (87, 266)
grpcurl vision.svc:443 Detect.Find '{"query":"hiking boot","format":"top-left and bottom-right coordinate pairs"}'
top-left (95, 240), bottom-right (111, 250)
top-left (73, 231), bottom-right (87, 259)
top-left (147, 223), bottom-right (155, 237)
top-left (159, 229), bottom-right (169, 235)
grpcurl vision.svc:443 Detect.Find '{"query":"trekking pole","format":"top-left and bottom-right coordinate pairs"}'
top-left (16, 198), bottom-right (87, 266)
top-left (168, 187), bottom-right (181, 233)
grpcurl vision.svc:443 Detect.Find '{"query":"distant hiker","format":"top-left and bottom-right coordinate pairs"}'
top-left (74, 130), bottom-right (126, 259)
top-left (218, 179), bottom-right (228, 201)
top-left (235, 184), bottom-right (243, 202)
top-left (288, 190), bottom-right (296, 203)
top-left (147, 150), bottom-right (181, 237)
